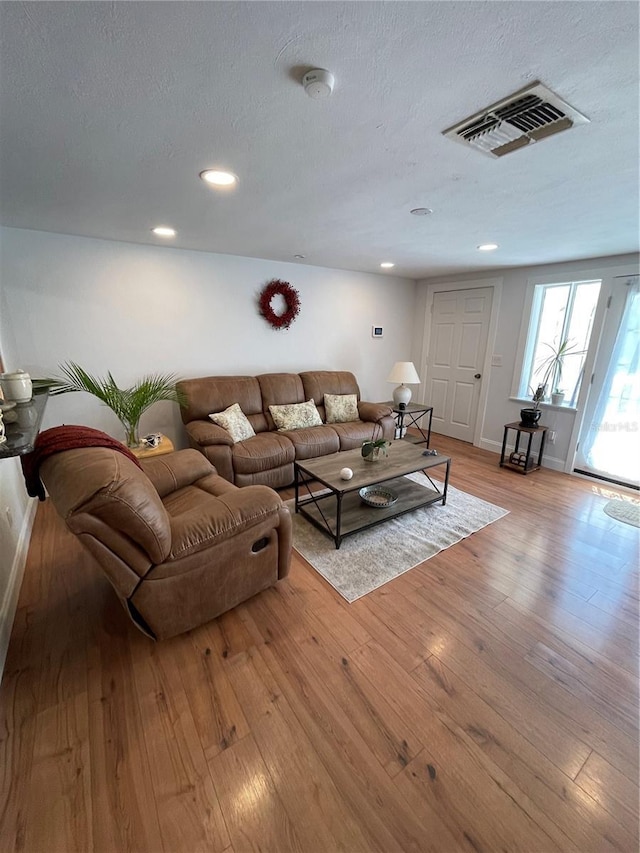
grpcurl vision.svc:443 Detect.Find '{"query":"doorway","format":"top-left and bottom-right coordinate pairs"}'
top-left (574, 275), bottom-right (640, 489)
top-left (423, 286), bottom-right (494, 443)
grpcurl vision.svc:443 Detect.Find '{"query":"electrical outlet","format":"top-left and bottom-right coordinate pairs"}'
top-left (5, 506), bottom-right (13, 529)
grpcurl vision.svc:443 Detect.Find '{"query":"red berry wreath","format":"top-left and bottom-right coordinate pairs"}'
top-left (258, 280), bottom-right (301, 330)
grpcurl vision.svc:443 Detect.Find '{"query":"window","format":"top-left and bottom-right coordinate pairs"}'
top-left (518, 279), bottom-right (601, 406)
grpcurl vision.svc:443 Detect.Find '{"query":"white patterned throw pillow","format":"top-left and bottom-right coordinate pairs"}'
top-left (324, 393), bottom-right (360, 424)
top-left (269, 399), bottom-right (322, 431)
top-left (209, 403), bottom-right (256, 443)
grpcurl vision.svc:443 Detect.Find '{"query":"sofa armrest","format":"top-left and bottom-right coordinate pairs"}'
top-left (358, 401), bottom-right (393, 422)
top-left (169, 485), bottom-right (287, 560)
top-left (141, 450), bottom-right (217, 498)
top-left (186, 420), bottom-right (233, 447)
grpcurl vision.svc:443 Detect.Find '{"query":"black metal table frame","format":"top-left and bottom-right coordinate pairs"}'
top-left (294, 456), bottom-right (450, 549)
top-left (393, 404), bottom-right (433, 447)
top-left (500, 423), bottom-right (548, 473)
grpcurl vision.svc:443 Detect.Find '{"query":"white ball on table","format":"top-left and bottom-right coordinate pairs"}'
top-left (340, 467), bottom-right (353, 480)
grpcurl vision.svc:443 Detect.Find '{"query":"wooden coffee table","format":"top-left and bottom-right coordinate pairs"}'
top-left (294, 440), bottom-right (451, 549)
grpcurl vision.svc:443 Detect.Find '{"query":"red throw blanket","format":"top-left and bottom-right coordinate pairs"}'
top-left (21, 425), bottom-right (143, 501)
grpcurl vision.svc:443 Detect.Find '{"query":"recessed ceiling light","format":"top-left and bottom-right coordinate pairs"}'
top-left (294, 254), bottom-right (306, 259)
top-left (380, 262), bottom-right (395, 269)
top-left (477, 243), bottom-right (499, 251)
top-left (200, 169), bottom-right (238, 187)
top-left (410, 208), bottom-right (433, 216)
top-left (151, 226), bottom-right (176, 237)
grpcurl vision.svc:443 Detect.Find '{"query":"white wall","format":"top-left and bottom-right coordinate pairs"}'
top-left (0, 225), bottom-right (416, 674)
top-left (417, 252), bottom-right (640, 469)
top-left (0, 226), bottom-right (417, 443)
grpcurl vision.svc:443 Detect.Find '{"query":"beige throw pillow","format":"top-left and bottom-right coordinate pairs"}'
top-left (324, 393), bottom-right (360, 424)
top-left (269, 399), bottom-right (322, 431)
top-left (209, 403), bottom-right (256, 443)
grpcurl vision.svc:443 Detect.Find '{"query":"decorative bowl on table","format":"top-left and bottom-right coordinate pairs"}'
top-left (359, 486), bottom-right (397, 508)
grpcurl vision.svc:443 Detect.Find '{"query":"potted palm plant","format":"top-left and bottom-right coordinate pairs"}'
top-left (51, 362), bottom-right (185, 447)
top-left (520, 338), bottom-right (581, 426)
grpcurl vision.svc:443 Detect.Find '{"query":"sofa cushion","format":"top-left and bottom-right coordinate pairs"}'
top-left (299, 371), bottom-right (361, 422)
top-left (178, 376), bottom-right (263, 424)
top-left (330, 421), bottom-right (386, 451)
top-left (231, 432), bottom-right (295, 475)
top-left (209, 403), bottom-right (256, 443)
top-left (324, 393), bottom-right (360, 424)
top-left (280, 425), bottom-right (340, 459)
top-left (269, 399), bottom-right (322, 431)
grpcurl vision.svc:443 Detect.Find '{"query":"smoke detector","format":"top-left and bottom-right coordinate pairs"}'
top-left (443, 81), bottom-right (589, 158)
top-left (303, 69), bottom-right (335, 99)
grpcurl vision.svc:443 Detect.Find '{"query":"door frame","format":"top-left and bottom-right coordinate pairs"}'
top-left (417, 277), bottom-right (503, 447)
top-left (568, 269), bottom-right (640, 479)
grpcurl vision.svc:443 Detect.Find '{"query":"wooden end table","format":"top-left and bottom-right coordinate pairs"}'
top-left (130, 434), bottom-right (174, 459)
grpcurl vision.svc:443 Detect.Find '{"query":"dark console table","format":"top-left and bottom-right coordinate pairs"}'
top-left (0, 392), bottom-right (48, 459)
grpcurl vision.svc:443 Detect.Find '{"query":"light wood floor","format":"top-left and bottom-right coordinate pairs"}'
top-left (1, 435), bottom-right (638, 852)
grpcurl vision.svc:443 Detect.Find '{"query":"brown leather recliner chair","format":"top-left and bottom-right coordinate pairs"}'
top-left (40, 447), bottom-right (292, 639)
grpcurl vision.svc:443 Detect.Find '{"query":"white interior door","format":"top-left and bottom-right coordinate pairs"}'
top-left (425, 288), bottom-right (493, 442)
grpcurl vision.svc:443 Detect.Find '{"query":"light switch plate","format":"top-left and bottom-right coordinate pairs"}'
top-left (491, 354), bottom-right (503, 367)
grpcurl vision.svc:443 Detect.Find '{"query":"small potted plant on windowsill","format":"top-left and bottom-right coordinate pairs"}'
top-left (521, 338), bottom-right (581, 426)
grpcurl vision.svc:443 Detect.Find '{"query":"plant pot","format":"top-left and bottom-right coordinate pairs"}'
top-left (551, 391), bottom-right (565, 406)
top-left (361, 441), bottom-right (388, 461)
top-left (519, 408), bottom-right (541, 428)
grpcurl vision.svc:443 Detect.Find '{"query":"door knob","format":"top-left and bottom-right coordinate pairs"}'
top-left (474, 373), bottom-right (482, 379)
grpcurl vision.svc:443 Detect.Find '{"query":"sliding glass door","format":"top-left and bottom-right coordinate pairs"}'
top-left (574, 275), bottom-right (640, 489)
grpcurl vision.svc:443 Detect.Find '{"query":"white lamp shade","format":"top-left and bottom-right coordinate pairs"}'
top-left (387, 362), bottom-right (421, 384)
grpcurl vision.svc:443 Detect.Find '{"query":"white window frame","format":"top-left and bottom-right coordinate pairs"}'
top-left (511, 274), bottom-right (604, 411)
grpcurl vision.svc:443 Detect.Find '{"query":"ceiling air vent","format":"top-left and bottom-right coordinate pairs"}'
top-left (443, 82), bottom-right (589, 158)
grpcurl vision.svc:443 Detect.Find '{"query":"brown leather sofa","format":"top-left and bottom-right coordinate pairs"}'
top-left (177, 370), bottom-right (394, 488)
top-left (40, 446), bottom-right (292, 639)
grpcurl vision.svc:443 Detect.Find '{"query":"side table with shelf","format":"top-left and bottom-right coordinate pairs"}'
top-left (500, 422), bottom-right (548, 474)
top-left (130, 434), bottom-right (174, 459)
top-left (382, 401), bottom-right (433, 447)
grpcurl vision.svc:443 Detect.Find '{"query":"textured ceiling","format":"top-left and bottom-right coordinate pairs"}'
top-left (0, 1), bottom-right (638, 278)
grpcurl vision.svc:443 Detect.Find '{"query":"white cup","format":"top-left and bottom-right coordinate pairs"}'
top-left (0, 370), bottom-right (33, 404)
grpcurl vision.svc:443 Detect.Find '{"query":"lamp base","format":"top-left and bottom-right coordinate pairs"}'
top-left (392, 384), bottom-right (412, 408)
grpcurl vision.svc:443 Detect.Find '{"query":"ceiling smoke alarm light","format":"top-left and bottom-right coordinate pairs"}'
top-left (151, 226), bottom-right (176, 237)
top-left (200, 169), bottom-right (238, 187)
top-left (410, 208), bottom-right (433, 216)
top-left (302, 69), bottom-right (335, 99)
top-left (478, 243), bottom-right (499, 251)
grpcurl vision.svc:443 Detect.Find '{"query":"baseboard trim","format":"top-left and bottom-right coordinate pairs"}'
top-left (0, 498), bottom-right (38, 680)
top-left (479, 438), bottom-right (566, 472)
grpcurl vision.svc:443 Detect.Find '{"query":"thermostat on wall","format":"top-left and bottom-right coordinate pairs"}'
top-left (372, 326), bottom-right (383, 338)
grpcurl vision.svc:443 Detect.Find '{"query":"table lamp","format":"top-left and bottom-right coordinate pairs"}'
top-left (387, 361), bottom-right (421, 408)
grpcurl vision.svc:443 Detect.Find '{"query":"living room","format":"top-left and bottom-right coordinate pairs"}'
top-left (0, 2), bottom-right (638, 851)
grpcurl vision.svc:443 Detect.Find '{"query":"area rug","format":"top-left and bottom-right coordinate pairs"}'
top-left (288, 474), bottom-right (509, 602)
top-left (604, 498), bottom-right (640, 528)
